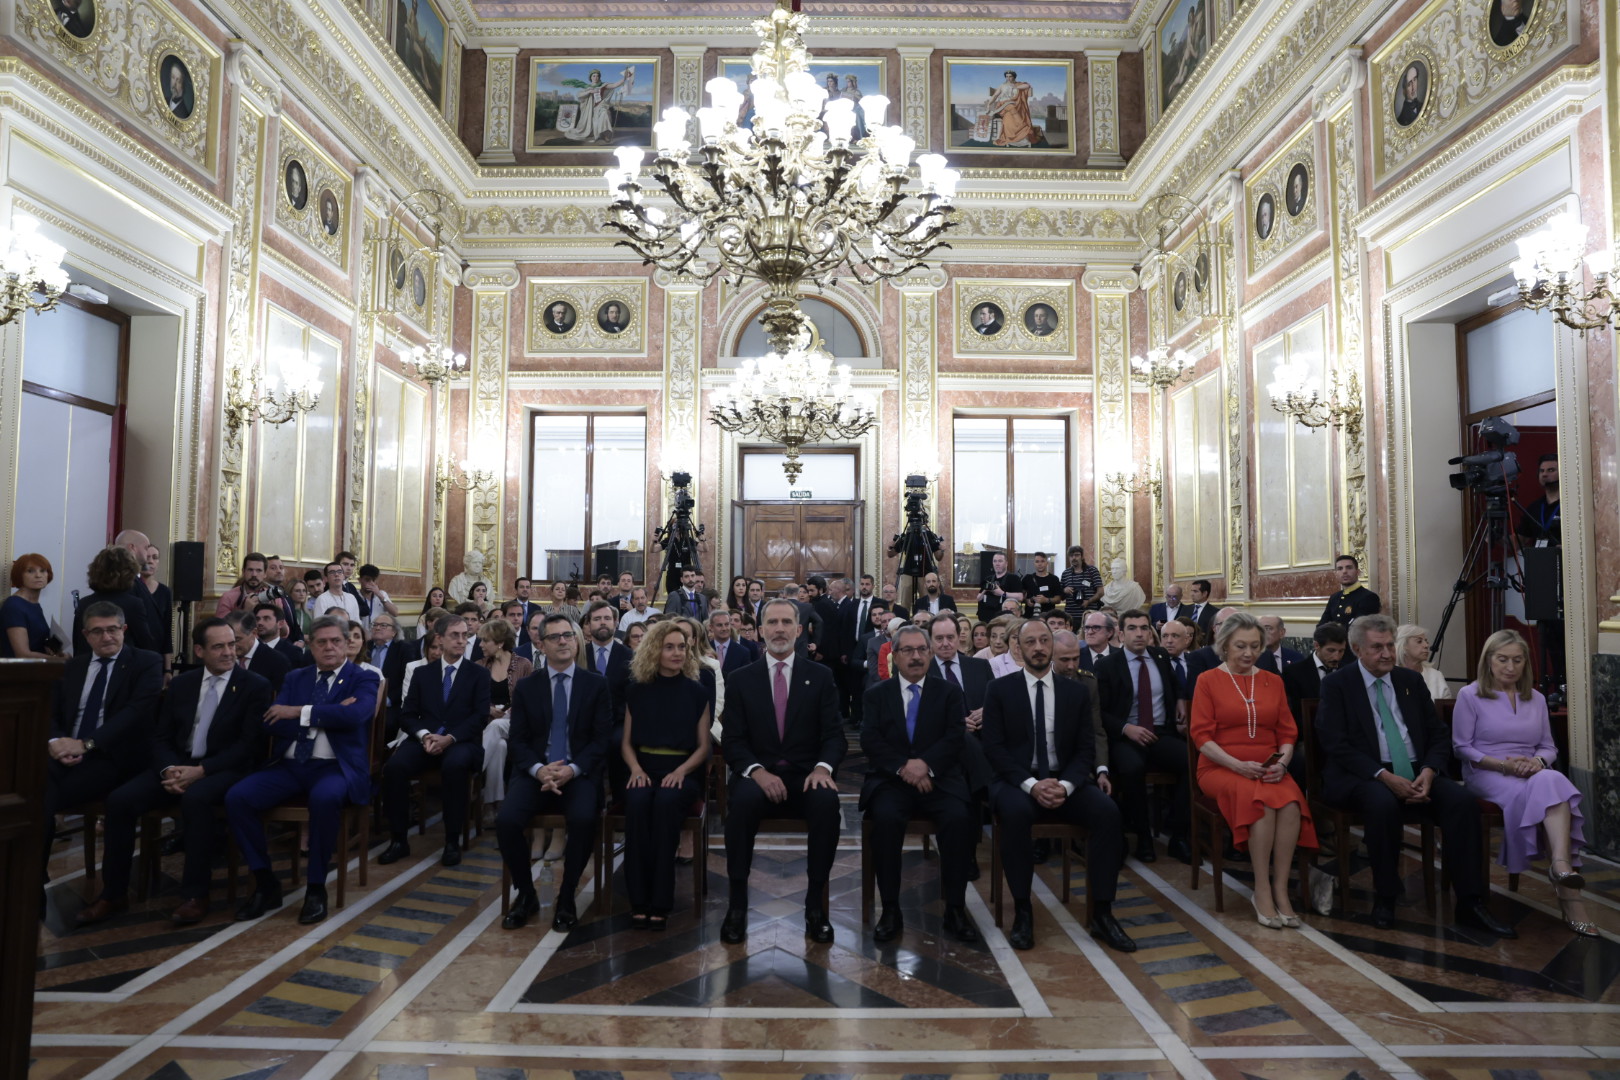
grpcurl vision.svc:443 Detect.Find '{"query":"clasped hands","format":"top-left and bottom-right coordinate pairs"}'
top-left (161, 764), bottom-right (205, 794)
top-left (1380, 766), bottom-right (1436, 803)
top-left (1030, 776), bottom-right (1068, 809)
top-left (419, 732), bottom-right (455, 755)
top-left (535, 760), bottom-right (575, 794)
top-left (1229, 758), bottom-right (1287, 784)
top-left (49, 738), bottom-right (86, 766)
top-left (1497, 755), bottom-right (1543, 777)
top-left (749, 764), bottom-right (836, 803)
top-left (897, 758), bottom-right (932, 793)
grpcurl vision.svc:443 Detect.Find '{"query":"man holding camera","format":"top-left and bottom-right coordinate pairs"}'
top-left (976, 551), bottom-right (1024, 623)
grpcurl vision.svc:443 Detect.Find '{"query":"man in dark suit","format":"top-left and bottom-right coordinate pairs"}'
top-left (928, 614), bottom-right (994, 874)
top-left (232, 610), bottom-right (290, 694)
top-left (710, 608), bottom-right (758, 675)
top-left (512, 577), bottom-right (544, 633)
top-left (1076, 610), bottom-right (1116, 673)
top-left (1148, 583), bottom-right (1188, 629)
top-left (256, 602), bottom-right (309, 672)
top-left (1282, 621), bottom-right (1349, 725)
top-left (719, 598), bottom-right (845, 944)
top-left (1158, 617), bottom-right (1197, 701)
top-left (1183, 606), bottom-right (1236, 695)
top-left (497, 613), bottom-right (614, 931)
top-left (226, 615), bottom-right (381, 924)
top-left (879, 583), bottom-right (910, 622)
top-left (1051, 630), bottom-right (1110, 795)
top-left (805, 576), bottom-right (841, 662)
top-left (43, 602), bottom-right (164, 879)
top-left (1096, 610), bottom-right (1190, 864)
top-left (852, 600), bottom-right (889, 690)
top-left (672, 568), bottom-right (709, 621)
top-left (1186, 579), bottom-right (1218, 643)
top-left (913, 572), bottom-right (958, 617)
top-left (1256, 615), bottom-right (1304, 675)
top-left (80, 618), bottom-right (272, 926)
top-left (980, 620), bottom-right (1133, 952)
top-left (781, 583), bottom-right (824, 659)
top-left (379, 614), bottom-right (491, 868)
top-left (515, 608), bottom-right (544, 665)
top-left (1315, 615), bottom-right (1513, 936)
top-left (581, 600), bottom-right (633, 720)
top-left (860, 626), bottom-right (979, 943)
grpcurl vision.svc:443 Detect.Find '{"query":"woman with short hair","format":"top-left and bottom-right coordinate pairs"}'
top-left (3, 553), bottom-right (57, 658)
top-left (1396, 623), bottom-right (1451, 700)
top-left (476, 617), bottom-right (533, 811)
top-left (72, 545), bottom-right (158, 654)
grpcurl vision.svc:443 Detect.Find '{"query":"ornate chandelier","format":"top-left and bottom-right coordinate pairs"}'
top-left (0, 216), bottom-right (70, 327)
top-left (1130, 345), bottom-right (1195, 389)
top-left (401, 343), bottom-right (468, 387)
top-left (1512, 211), bottom-right (1620, 332)
top-left (603, 0), bottom-right (958, 356)
top-left (710, 344), bottom-right (875, 485)
top-left (224, 347), bottom-right (323, 430)
top-left (1267, 361), bottom-right (1361, 435)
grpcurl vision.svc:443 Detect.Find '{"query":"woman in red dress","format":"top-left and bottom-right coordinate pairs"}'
top-left (1190, 612), bottom-right (1317, 928)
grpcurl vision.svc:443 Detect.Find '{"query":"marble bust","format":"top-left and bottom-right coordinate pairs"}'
top-left (1099, 556), bottom-right (1146, 613)
top-left (447, 548), bottom-right (487, 604)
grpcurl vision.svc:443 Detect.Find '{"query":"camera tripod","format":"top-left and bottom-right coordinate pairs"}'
top-left (1430, 491), bottom-right (1524, 662)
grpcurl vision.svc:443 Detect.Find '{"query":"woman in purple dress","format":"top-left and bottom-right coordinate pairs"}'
top-left (1452, 629), bottom-right (1593, 936)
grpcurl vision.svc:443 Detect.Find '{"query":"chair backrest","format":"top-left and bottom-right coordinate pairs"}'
top-left (1432, 696), bottom-right (1460, 778)
top-left (1299, 697), bottom-right (1322, 800)
top-left (1185, 721), bottom-right (1204, 798)
top-left (367, 678), bottom-right (389, 770)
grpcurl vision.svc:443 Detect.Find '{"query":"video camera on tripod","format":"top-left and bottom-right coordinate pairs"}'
top-left (652, 470), bottom-right (706, 598)
top-left (1432, 416), bottom-right (1524, 660)
top-left (1448, 415), bottom-right (1520, 495)
top-left (888, 474), bottom-right (943, 593)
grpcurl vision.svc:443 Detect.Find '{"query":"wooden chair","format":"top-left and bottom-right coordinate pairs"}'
top-left (989, 815), bottom-right (1094, 929)
top-left (499, 813), bottom-right (606, 914)
top-left (258, 678), bottom-right (389, 911)
top-left (412, 769), bottom-right (485, 848)
top-left (1186, 727), bottom-right (1312, 913)
top-left (133, 808), bottom-right (241, 904)
top-left (1300, 698), bottom-right (1437, 912)
top-left (1431, 701), bottom-right (1522, 896)
top-left (859, 816), bottom-right (935, 922)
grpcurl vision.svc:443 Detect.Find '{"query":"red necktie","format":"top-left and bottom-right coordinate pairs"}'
top-left (1136, 653), bottom-right (1154, 728)
top-left (773, 661), bottom-right (789, 743)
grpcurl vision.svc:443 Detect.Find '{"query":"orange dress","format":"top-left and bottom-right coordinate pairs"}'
top-left (1190, 668), bottom-right (1318, 851)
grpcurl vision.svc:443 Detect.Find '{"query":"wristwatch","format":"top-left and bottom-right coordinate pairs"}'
top-left (83, 739), bottom-right (97, 753)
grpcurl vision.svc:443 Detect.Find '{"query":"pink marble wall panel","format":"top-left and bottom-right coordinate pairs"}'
top-left (1574, 109), bottom-right (1618, 623)
top-left (443, 386), bottom-right (470, 585)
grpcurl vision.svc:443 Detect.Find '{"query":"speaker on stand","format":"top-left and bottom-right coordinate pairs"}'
top-left (171, 541), bottom-right (206, 671)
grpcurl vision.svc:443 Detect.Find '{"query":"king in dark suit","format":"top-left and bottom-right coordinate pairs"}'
top-left (379, 614), bottom-right (491, 868)
top-left (79, 618), bottom-right (272, 926)
top-left (719, 599), bottom-right (845, 945)
top-left (860, 626), bottom-right (979, 943)
top-left (1314, 616), bottom-right (1513, 936)
top-left (979, 620), bottom-right (1134, 953)
top-left (226, 615), bottom-right (381, 925)
top-left (43, 602), bottom-right (164, 880)
top-left (497, 613), bottom-right (615, 931)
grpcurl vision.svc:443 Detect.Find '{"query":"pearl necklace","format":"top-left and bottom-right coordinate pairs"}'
top-left (1223, 666), bottom-right (1259, 739)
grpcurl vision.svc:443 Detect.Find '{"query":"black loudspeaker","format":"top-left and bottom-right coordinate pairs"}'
top-left (171, 541), bottom-right (206, 602)
top-left (979, 550), bottom-right (999, 583)
top-left (594, 548), bottom-right (620, 580)
top-left (1521, 546), bottom-right (1562, 622)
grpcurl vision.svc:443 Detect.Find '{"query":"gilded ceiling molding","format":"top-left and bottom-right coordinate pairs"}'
top-left (896, 45), bottom-right (932, 149)
top-left (1084, 268), bottom-right (1133, 575)
top-left (1085, 50), bottom-right (1125, 168)
top-left (454, 14), bottom-right (1158, 44)
top-left (464, 262), bottom-right (521, 573)
top-left (214, 43), bottom-right (276, 586)
top-left (480, 46), bottom-right (520, 164)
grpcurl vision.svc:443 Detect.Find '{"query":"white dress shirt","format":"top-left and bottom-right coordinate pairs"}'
top-left (313, 589), bottom-right (362, 624)
top-left (1359, 661), bottom-right (1417, 776)
top-left (1125, 648), bottom-right (1168, 728)
top-left (288, 667), bottom-right (345, 761)
top-left (741, 650), bottom-right (834, 777)
top-left (1020, 667), bottom-right (1074, 797)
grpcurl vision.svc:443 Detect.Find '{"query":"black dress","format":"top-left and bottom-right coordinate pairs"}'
top-left (622, 673), bottom-right (709, 915)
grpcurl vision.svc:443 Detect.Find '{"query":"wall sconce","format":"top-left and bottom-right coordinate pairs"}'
top-left (1512, 211), bottom-right (1620, 332)
top-left (0, 216), bottom-right (70, 327)
top-left (435, 452), bottom-right (498, 497)
top-left (223, 348), bottom-right (323, 431)
top-left (1104, 463), bottom-right (1163, 499)
top-left (1129, 345), bottom-right (1195, 390)
top-left (1267, 361), bottom-right (1362, 435)
top-left (402, 342), bottom-right (469, 387)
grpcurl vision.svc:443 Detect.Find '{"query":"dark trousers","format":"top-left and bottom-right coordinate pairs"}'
top-left (623, 752), bottom-right (701, 915)
top-left (992, 780), bottom-right (1123, 906)
top-left (724, 769), bottom-right (841, 896)
top-left (496, 771), bottom-right (602, 899)
top-left (839, 662), bottom-right (864, 723)
top-left (43, 755), bottom-right (142, 877)
top-left (866, 781), bottom-right (976, 909)
top-left (102, 768), bottom-right (243, 901)
top-left (1336, 772), bottom-right (1483, 903)
top-left (381, 739), bottom-right (484, 842)
top-left (1110, 728), bottom-right (1190, 839)
top-left (225, 759), bottom-right (349, 886)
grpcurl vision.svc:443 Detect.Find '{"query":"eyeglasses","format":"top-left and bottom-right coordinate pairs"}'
top-left (541, 633), bottom-right (574, 643)
top-left (894, 645), bottom-right (931, 655)
top-left (1083, 625), bottom-right (1109, 633)
top-left (84, 625), bottom-right (123, 638)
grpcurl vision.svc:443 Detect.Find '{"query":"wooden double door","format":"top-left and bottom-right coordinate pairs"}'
top-left (738, 502), bottom-right (858, 590)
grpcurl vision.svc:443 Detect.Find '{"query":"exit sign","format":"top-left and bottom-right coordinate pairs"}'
top-left (789, 489), bottom-right (813, 500)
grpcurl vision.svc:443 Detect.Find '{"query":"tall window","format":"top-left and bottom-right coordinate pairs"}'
top-left (254, 306), bottom-right (341, 563)
top-left (952, 416), bottom-right (1068, 582)
top-left (530, 413), bottom-right (647, 584)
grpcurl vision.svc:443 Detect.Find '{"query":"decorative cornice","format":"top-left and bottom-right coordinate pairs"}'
top-left (1082, 265), bottom-right (1140, 293)
top-left (463, 261), bottom-right (522, 289)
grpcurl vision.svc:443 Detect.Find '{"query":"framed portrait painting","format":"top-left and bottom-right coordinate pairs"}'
top-left (527, 58), bottom-right (659, 152)
top-left (945, 58), bottom-right (1074, 154)
top-left (716, 57), bottom-right (886, 135)
top-left (393, 0), bottom-right (449, 111)
top-left (1158, 0), bottom-right (1210, 114)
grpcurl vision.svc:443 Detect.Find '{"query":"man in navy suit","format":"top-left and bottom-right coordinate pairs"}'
top-left (980, 620), bottom-right (1133, 953)
top-left (1256, 615), bottom-right (1304, 675)
top-left (709, 608), bottom-right (758, 675)
top-left (379, 614), bottom-right (491, 868)
top-left (581, 600), bottom-right (633, 721)
top-left (672, 567), bottom-right (709, 620)
top-left (1076, 610), bottom-right (1117, 673)
top-left (1186, 579), bottom-right (1218, 643)
top-left (256, 602), bottom-right (308, 671)
top-left (719, 599), bottom-right (845, 945)
top-left (1282, 621), bottom-right (1348, 725)
top-left (81, 618), bottom-right (272, 926)
top-left (231, 610), bottom-right (290, 694)
top-left (226, 615), bottom-right (380, 925)
top-left (861, 626), bottom-right (979, 943)
top-left (43, 602), bottom-right (164, 879)
top-left (497, 613), bottom-right (614, 931)
top-left (1315, 614), bottom-right (1513, 936)
top-left (1148, 582), bottom-right (1188, 629)
top-left (1096, 610), bottom-right (1190, 864)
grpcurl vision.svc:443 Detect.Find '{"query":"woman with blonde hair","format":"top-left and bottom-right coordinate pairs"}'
top-left (1395, 623), bottom-right (1451, 700)
top-left (1452, 629), bottom-right (1592, 935)
top-left (619, 619), bottom-right (711, 929)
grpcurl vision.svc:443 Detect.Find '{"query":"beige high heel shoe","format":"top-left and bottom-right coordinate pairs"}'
top-left (1251, 896), bottom-right (1285, 930)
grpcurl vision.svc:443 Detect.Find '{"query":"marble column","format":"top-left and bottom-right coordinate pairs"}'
top-left (896, 45), bottom-right (933, 149)
top-left (661, 280), bottom-right (704, 519)
top-left (1082, 265), bottom-right (1138, 575)
top-left (1085, 50), bottom-right (1126, 168)
top-left (480, 46), bottom-right (520, 165)
top-left (462, 262), bottom-right (519, 577)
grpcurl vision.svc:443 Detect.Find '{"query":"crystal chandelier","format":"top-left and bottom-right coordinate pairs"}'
top-left (604, 0), bottom-right (959, 356)
top-left (1267, 360), bottom-right (1361, 435)
top-left (224, 346), bottom-right (324, 430)
top-left (1512, 211), bottom-right (1620, 332)
top-left (0, 216), bottom-right (70, 327)
top-left (1130, 345), bottom-right (1195, 389)
top-left (710, 344), bottom-right (875, 485)
top-left (402, 342), bottom-right (468, 387)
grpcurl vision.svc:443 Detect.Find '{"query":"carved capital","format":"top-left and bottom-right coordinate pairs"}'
top-left (226, 39), bottom-right (282, 116)
top-left (1081, 264), bottom-right (1139, 294)
top-left (463, 261), bottom-right (521, 290)
top-left (893, 268), bottom-right (947, 293)
top-left (1311, 46), bottom-right (1365, 121)
top-left (669, 44), bottom-right (708, 112)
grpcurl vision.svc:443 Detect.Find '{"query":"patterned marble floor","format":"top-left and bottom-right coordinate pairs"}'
top-left (29, 744), bottom-right (1620, 1080)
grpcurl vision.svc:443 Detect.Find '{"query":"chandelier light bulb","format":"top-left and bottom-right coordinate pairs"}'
top-left (614, 145), bottom-right (645, 177)
top-left (705, 77), bottom-right (743, 115)
top-left (861, 94), bottom-right (891, 128)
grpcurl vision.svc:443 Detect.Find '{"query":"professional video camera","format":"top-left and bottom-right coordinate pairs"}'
top-left (888, 474), bottom-right (943, 590)
top-left (1448, 415), bottom-right (1520, 495)
top-left (652, 470), bottom-right (706, 598)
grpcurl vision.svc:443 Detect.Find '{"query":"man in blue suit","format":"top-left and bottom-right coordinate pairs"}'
top-left (226, 615), bottom-right (380, 925)
top-left (1255, 615), bottom-right (1304, 675)
top-left (497, 613), bottom-right (614, 931)
top-left (378, 614), bottom-right (491, 868)
top-left (709, 608), bottom-right (758, 675)
top-left (80, 618), bottom-right (272, 926)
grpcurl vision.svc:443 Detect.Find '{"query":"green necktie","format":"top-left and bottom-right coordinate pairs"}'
top-left (1374, 678), bottom-right (1414, 780)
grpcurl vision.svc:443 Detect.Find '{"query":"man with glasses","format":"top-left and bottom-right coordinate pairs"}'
top-left (497, 614), bottom-right (614, 931)
top-left (1077, 611), bottom-right (1117, 673)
